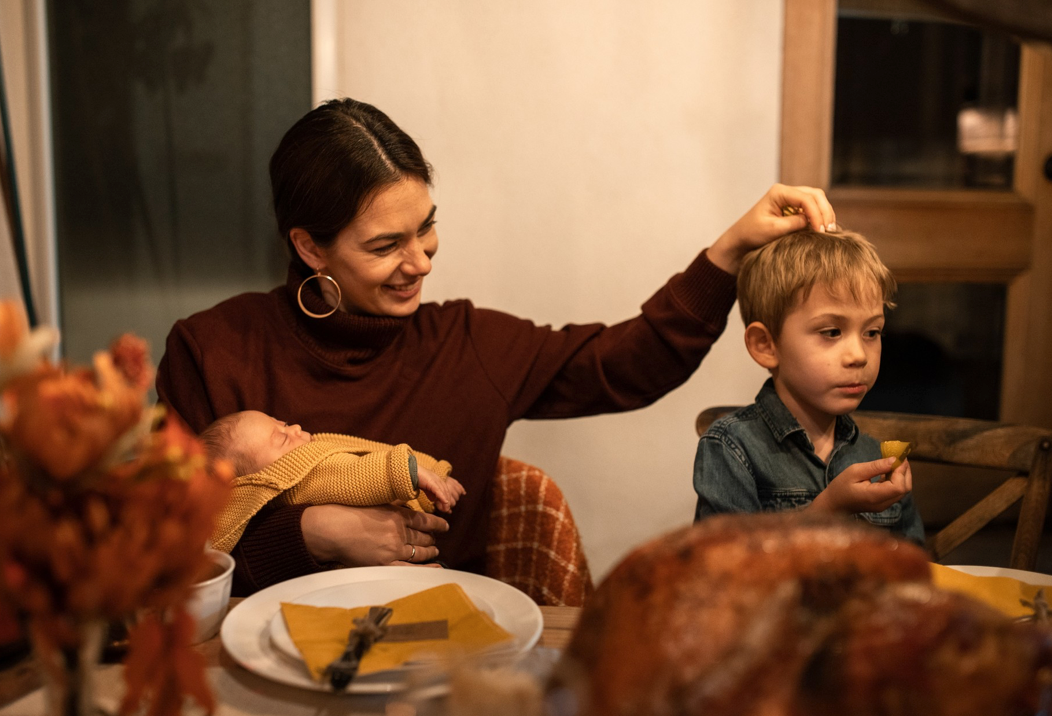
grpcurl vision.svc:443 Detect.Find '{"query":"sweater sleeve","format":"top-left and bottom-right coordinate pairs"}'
top-left (156, 320), bottom-right (218, 433)
top-left (276, 445), bottom-right (418, 506)
top-left (468, 249), bottom-right (738, 421)
top-left (230, 503), bottom-right (323, 596)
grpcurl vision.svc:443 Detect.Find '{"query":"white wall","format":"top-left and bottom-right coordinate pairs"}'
top-left (0, 0), bottom-right (56, 328)
top-left (313, 0), bottom-right (778, 578)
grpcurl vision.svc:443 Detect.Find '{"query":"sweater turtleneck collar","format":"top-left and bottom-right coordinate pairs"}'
top-left (280, 263), bottom-right (411, 365)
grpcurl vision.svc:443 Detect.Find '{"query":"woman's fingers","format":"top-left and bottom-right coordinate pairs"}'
top-left (708, 184), bottom-right (838, 274)
top-left (300, 504), bottom-right (450, 568)
top-left (773, 184), bottom-right (836, 232)
top-left (399, 542), bottom-right (440, 564)
top-left (405, 527), bottom-right (436, 547)
top-left (405, 508), bottom-right (449, 534)
top-left (392, 560), bottom-right (443, 568)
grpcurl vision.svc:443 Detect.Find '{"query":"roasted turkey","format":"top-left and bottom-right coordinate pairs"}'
top-left (556, 513), bottom-right (1052, 716)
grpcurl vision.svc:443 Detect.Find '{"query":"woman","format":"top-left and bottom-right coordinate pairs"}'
top-left (157, 98), bottom-right (835, 595)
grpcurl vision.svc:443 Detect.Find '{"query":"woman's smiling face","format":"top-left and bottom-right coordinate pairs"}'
top-left (315, 178), bottom-right (438, 317)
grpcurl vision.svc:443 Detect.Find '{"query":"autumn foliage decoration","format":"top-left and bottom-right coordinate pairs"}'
top-left (0, 301), bottom-right (232, 716)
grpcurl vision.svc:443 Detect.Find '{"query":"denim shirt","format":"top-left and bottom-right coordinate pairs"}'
top-left (693, 379), bottom-right (925, 545)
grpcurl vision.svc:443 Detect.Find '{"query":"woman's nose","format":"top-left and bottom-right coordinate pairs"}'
top-left (401, 238), bottom-right (433, 276)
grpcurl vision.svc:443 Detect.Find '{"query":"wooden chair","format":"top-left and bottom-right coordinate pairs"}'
top-left (696, 407), bottom-right (1052, 571)
top-left (485, 456), bottom-right (594, 606)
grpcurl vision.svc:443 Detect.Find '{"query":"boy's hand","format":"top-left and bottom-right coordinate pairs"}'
top-left (809, 457), bottom-right (913, 516)
top-left (417, 467), bottom-right (466, 513)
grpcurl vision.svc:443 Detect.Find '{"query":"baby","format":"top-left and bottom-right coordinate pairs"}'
top-left (201, 410), bottom-right (465, 553)
top-left (693, 228), bottom-right (923, 543)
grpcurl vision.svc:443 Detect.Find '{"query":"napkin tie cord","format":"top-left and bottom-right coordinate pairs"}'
top-left (326, 606), bottom-right (393, 691)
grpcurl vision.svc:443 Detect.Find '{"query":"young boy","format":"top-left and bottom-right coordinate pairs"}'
top-left (201, 410), bottom-right (465, 553)
top-left (693, 229), bottom-right (923, 543)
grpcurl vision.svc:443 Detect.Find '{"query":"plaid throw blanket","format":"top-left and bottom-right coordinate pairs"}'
top-left (486, 457), bottom-right (594, 607)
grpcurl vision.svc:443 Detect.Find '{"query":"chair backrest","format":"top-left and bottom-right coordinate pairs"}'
top-left (486, 456), bottom-right (594, 606)
top-left (696, 407), bottom-right (1052, 571)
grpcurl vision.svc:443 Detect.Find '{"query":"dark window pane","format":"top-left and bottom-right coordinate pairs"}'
top-left (860, 283), bottom-right (1005, 419)
top-left (48, 0), bottom-right (310, 373)
top-left (832, 13), bottom-right (1020, 189)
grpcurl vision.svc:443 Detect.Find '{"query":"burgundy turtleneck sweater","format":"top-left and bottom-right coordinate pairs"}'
top-left (156, 250), bottom-right (737, 595)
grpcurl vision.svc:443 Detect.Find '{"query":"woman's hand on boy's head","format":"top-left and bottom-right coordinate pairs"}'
top-left (708, 184), bottom-right (837, 274)
top-left (417, 468), bottom-right (466, 513)
top-left (810, 456), bottom-right (913, 516)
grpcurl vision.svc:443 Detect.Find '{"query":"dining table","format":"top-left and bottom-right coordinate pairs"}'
top-left (0, 601), bottom-right (582, 715)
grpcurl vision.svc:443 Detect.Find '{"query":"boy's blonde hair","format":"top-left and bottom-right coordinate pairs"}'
top-left (737, 228), bottom-right (896, 336)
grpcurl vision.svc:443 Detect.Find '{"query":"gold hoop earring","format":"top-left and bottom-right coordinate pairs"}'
top-left (297, 271), bottom-right (342, 319)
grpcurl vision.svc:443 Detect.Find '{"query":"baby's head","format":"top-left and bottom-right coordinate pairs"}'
top-left (200, 410), bottom-right (312, 476)
top-left (738, 229), bottom-right (896, 416)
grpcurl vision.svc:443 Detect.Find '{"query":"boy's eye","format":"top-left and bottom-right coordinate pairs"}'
top-left (865, 328), bottom-right (884, 339)
top-left (819, 328), bottom-right (841, 338)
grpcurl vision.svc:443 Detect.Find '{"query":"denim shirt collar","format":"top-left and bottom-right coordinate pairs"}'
top-left (753, 378), bottom-right (858, 449)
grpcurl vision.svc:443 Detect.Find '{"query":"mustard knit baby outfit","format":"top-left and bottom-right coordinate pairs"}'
top-left (211, 433), bottom-right (454, 553)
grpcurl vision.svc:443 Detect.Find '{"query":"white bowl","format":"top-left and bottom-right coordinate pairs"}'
top-left (186, 549), bottom-right (235, 643)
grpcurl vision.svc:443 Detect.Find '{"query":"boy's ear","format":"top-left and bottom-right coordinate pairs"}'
top-left (289, 228), bottom-right (324, 272)
top-left (744, 322), bottom-right (779, 371)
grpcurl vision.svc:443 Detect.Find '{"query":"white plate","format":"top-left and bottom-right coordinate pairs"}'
top-left (220, 567), bottom-right (543, 694)
top-left (947, 564), bottom-right (1052, 585)
top-left (267, 579), bottom-right (502, 663)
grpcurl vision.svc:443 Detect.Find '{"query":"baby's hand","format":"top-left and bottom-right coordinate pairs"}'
top-left (810, 457), bottom-right (913, 516)
top-left (417, 467), bottom-right (466, 513)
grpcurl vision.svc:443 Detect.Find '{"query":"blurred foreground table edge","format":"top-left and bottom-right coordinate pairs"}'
top-left (0, 600), bottom-right (581, 710)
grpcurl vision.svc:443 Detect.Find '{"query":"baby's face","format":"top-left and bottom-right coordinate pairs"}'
top-left (235, 411), bottom-right (312, 473)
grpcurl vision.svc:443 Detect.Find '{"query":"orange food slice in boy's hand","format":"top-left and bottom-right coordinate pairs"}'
top-left (880, 440), bottom-right (913, 471)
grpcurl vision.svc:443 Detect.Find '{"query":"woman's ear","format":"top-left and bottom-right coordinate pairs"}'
top-left (744, 322), bottom-right (779, 371)
top-left (289, 228), bottom-right (324, 272)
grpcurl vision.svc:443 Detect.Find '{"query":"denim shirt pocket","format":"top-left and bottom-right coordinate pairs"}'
top-left (860, 501), bottom-right (903, 527)
top-left (758, 488), bottom-right (818, 512)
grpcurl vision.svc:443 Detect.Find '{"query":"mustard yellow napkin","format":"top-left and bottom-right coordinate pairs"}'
top-left (931, 563), bottom-right (1048, 619)
top-left (280, 583), bottom-right (514, 681)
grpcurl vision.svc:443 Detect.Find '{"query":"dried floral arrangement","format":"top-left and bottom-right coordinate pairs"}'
top-left (0, 300), bottom-right (231, 716)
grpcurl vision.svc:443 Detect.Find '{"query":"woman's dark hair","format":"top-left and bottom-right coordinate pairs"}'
top-left (269, 98), bottom-right (432, 269)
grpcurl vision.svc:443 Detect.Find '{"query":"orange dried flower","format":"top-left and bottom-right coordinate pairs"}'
top-left (0, 301), bottom-right (58, 386)
top-left (0, 302), bottom-right (231, 716)
top-left (108, 334), bottom-right (153, 392)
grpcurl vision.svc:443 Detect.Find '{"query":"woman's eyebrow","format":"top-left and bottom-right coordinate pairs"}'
top-left (363, 207), bottom-right (436, 244)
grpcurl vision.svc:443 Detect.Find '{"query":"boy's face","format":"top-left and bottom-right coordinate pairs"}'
top-left (769, 282), bottom-right (884, 422)
top-left (234, 411), bottom-right (312, 473)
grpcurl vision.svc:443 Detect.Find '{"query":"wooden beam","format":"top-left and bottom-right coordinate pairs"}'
top-left (829, 187), bottom-right (1033, 280)
top-left (1001, 45), bottom-right (1052, 428)
top-left (780, 0), bottom-right (837, 187)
